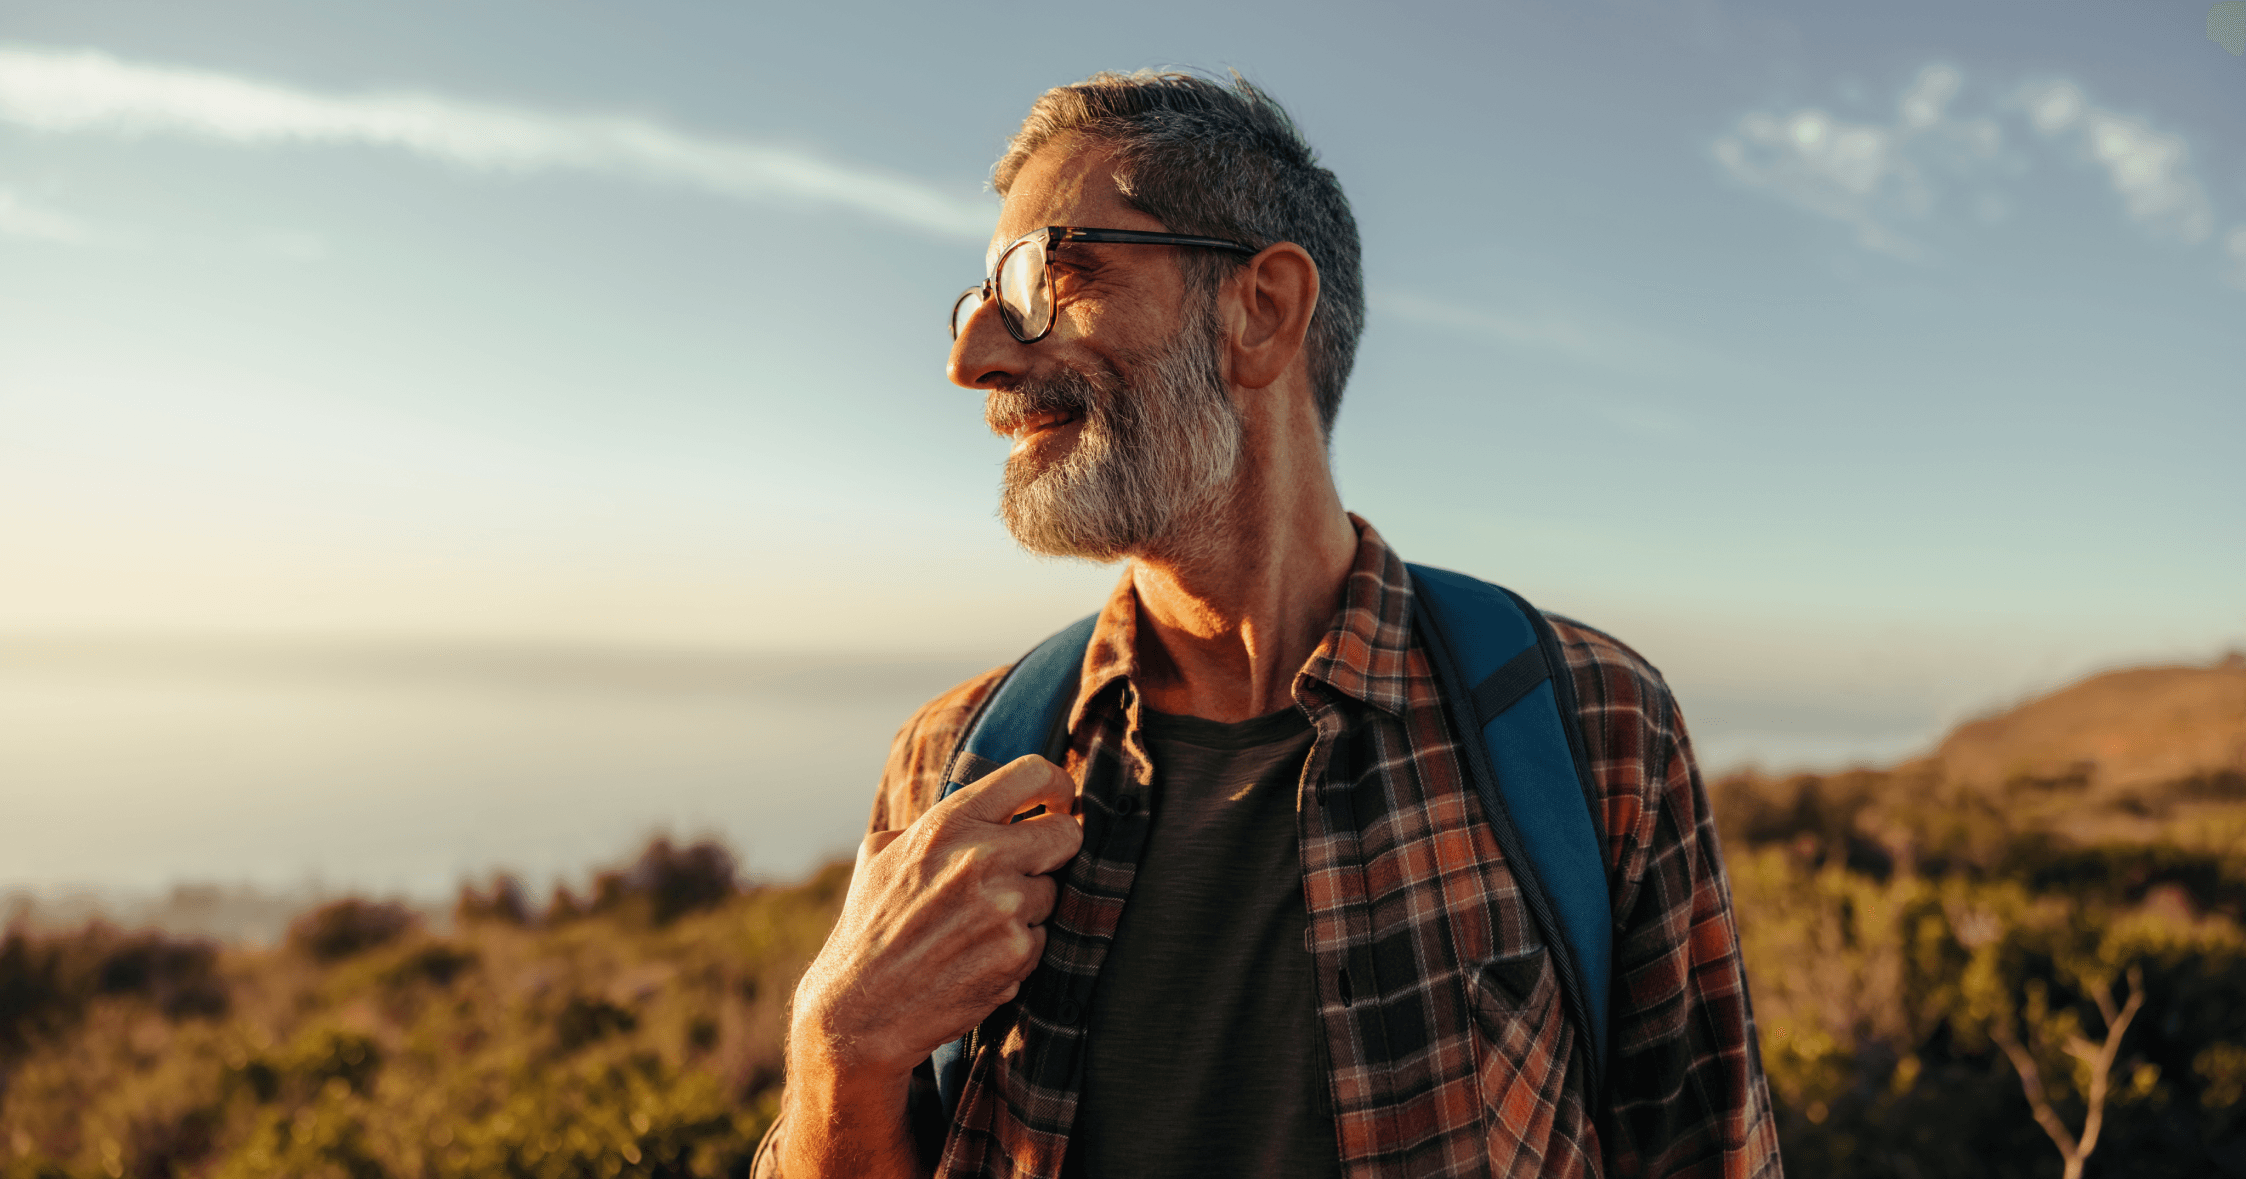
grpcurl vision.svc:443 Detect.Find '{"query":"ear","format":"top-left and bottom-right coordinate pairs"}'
top-left (1224, 242), bottom-right (1320, 391)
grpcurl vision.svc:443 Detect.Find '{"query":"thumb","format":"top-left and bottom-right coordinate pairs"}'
top-left (855, 827), bottom-right (907, 872)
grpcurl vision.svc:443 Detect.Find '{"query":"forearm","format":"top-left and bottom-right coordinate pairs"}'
top-left (763, 1064), bottom-right (920, 1176)
top-left (761, 1049), bottom-right (930, 1179)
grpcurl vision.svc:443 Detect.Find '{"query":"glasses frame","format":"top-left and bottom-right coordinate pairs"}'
top-left (951, 226), bottom-right (1260, 344)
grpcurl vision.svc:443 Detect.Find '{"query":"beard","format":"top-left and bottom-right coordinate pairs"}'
top-left (984, 301), bottom-right (1244, 564)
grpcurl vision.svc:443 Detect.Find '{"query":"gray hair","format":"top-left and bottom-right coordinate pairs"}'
top-left (994, 70), bottom-right (1365, 438)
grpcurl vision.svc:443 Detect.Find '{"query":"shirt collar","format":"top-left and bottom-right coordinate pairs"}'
top-left (1294, 513), bottom-right (1418, 718)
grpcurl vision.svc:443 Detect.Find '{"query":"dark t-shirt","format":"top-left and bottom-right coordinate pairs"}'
top-left (1060, 704), bottom-right (1342, 1179)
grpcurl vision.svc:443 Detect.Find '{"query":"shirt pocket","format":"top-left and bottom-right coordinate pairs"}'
top-left (1465, 943), bottom-right (1570, 1153)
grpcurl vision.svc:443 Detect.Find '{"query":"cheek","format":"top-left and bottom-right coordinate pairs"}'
top-left (1054, 292), bottom-right (1110, 341)
top-left (1056, 278), bottom-right (1177, 352)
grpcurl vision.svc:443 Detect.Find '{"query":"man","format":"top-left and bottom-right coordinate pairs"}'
top-left (759, 71), bottom-right (1780, 1178)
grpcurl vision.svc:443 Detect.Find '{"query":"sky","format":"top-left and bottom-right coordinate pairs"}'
top-left (1, 0), bottom-right (2241, 896)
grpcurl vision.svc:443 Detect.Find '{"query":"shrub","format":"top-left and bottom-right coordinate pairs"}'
top-left (381, 943), bottom-right (479, 989)
top-left (553, 995), bottom-right (640, 1055)
top-left (96, 932), bottom-right (228, 1019)
top-left (0, 925), bottom-right (229, 1062)
top-left (453, 873), bottom-right (532, 927)
top-left (591, 838), bottom-right (739, 928)
top-left (288, 899), bottom-right (420, 963)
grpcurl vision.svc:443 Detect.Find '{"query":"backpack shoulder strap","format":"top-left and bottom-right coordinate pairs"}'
top-left (927, 612), bottom-right (1098, 1122)
top-left (1406, 563), bottom-right (1613, 1089)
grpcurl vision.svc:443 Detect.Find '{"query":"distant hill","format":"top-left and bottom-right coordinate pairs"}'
top-left (1890, 654), bottom-right (2246, 850)
top-left (1930, 654), bottom-right (2246, 795)
top-left (1712, 652), bottom-right (2246, 877)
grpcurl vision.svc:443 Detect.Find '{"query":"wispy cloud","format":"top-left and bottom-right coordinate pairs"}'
top-left (0, 45), bottom-right (992, 239)
top-left (2014, 80), bottom-right (2213, 243)
top-left (1712, 65), bottom-right (1999, 260)
top-left (0, 186), bottom-right (90, 242)
top-left (1372, 289), bottom-right (1600, 355)
top-left (1714, 64), bottom-right (2225, 274)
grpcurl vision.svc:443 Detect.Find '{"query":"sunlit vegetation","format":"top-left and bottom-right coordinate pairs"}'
top-left (0, 840), bottom-right (848, 1178)
top-left (4, 661), bottom-right (2241, 1176)
top-left (1720, 747), bottom-right (2246, 1174)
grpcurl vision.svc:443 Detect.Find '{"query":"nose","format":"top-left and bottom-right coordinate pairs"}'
top-left (947, 289), bottom-right (1027, 391)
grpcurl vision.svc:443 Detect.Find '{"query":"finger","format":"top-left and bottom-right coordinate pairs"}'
top-left (981, 871), bottom-right (1058, 925)
top-left (947, 755), bottom-right (1077, 826)
top-left (946, 926), bottom-right (1046, 1028)
top-left (986, 808), bottom-right (1084, 877)
top-left (1018, 873), bottom-right (1059, 926)
top-left (1013, 924), bottom-right (1048, 979)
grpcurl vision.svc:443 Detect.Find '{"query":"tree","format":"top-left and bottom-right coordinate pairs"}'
top-left (1949, 889), bottom-right (2147, 1179)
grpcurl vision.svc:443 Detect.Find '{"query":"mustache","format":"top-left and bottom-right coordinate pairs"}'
top-left (983, 366), bottom-right (1107, 437)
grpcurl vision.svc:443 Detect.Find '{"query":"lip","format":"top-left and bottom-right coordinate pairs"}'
top-left (1008, 410), bottom-right (1080, 450)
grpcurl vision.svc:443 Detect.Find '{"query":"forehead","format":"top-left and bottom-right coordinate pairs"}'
top-left (986, 134), bottom-right (1166, 268)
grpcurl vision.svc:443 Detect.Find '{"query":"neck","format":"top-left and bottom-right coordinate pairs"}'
top-left (1127, 420), bottom-right (1357, 723)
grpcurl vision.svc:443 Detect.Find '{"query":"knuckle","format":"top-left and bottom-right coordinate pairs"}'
top-left (987, 885), bottom-right (1024, 918)
top-left (923, 805), bottom-right (967, 843)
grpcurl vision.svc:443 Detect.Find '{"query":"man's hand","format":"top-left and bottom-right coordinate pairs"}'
top-left (775, 755), bottom-right (1082, 1177)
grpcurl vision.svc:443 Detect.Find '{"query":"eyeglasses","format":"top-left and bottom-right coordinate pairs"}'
top-left (950, 226), bottom-right (1258, 344)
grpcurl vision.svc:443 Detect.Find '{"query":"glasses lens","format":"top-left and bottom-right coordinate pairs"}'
top-left (951, 287), bottom-right (984, 340)
top-left (996, 238), bottom-right (1051, 340)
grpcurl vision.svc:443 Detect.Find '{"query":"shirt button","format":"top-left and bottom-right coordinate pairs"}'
top-left (1115, 794), bottom-right (1139, 816)
top-left (1058, 999), bottom-right (1083, 1024)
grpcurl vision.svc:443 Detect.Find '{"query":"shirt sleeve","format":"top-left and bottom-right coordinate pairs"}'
top-left (1550, 620), bottom-right (1784, 1178)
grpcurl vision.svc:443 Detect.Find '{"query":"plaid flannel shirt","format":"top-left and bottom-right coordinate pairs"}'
top-left (767, 517), bottom-right (1779, 1178)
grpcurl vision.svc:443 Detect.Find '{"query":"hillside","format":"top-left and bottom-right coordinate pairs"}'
top-left (1931, 656), bottom-right (2246, 795)
top-left (1716, 655), bottom-right (2246, 873)
top-left (1, 657), bottom-right (2242, 1178)
top-left (1712, 654), bottom-right (2246, 1177)
top-left (0, 842), bottom-right (850, 1179)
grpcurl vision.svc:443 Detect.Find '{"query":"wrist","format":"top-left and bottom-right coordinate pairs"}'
top-left (783, 997), bottom-right (916, 1117)
top-left (787, 979), bottom-right (922, 1085)
top-left (776, 1041), bottom-right (920, 1179)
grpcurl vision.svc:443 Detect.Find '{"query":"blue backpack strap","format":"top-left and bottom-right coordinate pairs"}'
top-left (927, 613), bottom-right (1099, 1123)
top-left (1406, 564), bottom-right (1612, 1091)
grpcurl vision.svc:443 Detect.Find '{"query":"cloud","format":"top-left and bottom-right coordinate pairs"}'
top-left (1716, 64), bottom-right (2228, 276)
top-left (1712, 64), bottom-right (1999, 259)
top-left (0, 186), bottom-right (89, 242)
top-left (1370, 288), bottom-right (1733, 386)
top-left (2015, 80), bottom-right (2213, 243)
top-left (2211, 3), bottom-right (2246, 56)
top-left (0, 45), bottom-right (992, 240)
top-left (1372, 289), bottom-right (1599, 355)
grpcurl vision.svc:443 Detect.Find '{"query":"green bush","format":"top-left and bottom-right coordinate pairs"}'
top-left (1724, 767), bottom-right (2246, 1176)
top-left (0, 843), bottom-right (851, 1179)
